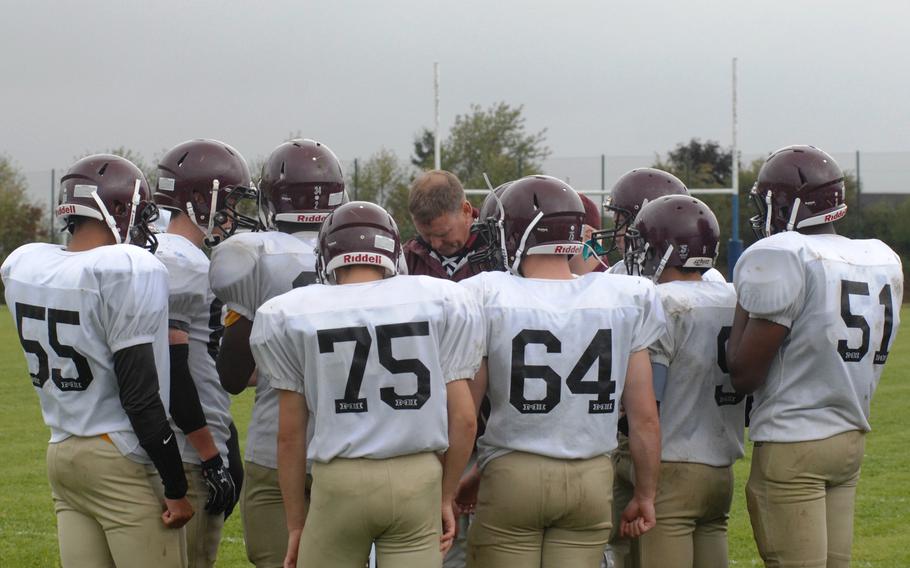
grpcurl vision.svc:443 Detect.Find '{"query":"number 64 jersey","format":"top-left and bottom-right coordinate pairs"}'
top-left (460, 271), bottom-right (666, 470)
top-left (249, 275), bottom-right (483, 462)
top-left (734, 232), bottom-right (903, 443)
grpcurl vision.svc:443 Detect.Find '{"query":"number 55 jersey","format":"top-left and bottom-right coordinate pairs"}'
top-left (734, 232), bottom-right (903, 442)
top-left (249, 275), bottom-right (483, 462)
top-left (460, 271), bottom-right (666, 469)
top-left (1, 242), bottom-right (171, 462)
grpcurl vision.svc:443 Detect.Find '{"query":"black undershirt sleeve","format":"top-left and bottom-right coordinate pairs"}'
top-left (168, 343), bottom-right (207, 434)
top-left (113, 343), bottom-right (188, 500)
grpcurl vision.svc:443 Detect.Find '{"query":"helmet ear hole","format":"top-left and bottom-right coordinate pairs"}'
top-left (112, 201), bottom-right (127, 216)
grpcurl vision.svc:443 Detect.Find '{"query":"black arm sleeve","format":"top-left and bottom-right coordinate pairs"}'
top-left (113, 344), bottom-right (188, 500)
top-left (169, 343), bottom-right (207, 434)
top-left (217, 316), bottom-right (256, 395)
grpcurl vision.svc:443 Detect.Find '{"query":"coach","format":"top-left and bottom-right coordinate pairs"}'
top-left (404, 170), bottom-right (485, 281)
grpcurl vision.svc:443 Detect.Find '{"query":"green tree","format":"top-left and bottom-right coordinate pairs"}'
top-left (349, 149), bottom-right (416, 240)
top-left (655, 138), bottom-right (733, 189)
top-left (412, 102), bottom-right (550, 190)
top-left (1, 156), bottom-right (48, 301)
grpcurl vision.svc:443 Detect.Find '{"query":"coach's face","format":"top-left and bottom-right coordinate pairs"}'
top-left (414, 201), bottom-right (474, 256)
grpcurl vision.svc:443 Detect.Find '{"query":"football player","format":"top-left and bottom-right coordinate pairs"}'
top-left (209, 138), bottom-right (346, 568)
top-left (624, 195), bottom-right (744, 568)
top-left (596, 167), bottom-right (723, 568)
top-left (153, 138), bottom-right (260, 567)
top-left (250, 201), bottom-right (481, 567)
top-left (458, 176), bottom-right (665, 568)
top-left (1, 155), bottom-right (193, 566)
top-left (728, 145), bottom-right (902, 568)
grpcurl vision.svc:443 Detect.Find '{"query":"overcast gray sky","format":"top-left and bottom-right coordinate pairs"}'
top-left (2, 0), bottom-right (908, 179)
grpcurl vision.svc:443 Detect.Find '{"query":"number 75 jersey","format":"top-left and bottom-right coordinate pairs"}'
top-left (460, 271), bottom-right (666, 469)
top-left (734, 232), bottom-right (903, 443)
top-left (250, 275), bottom-right (484, 463)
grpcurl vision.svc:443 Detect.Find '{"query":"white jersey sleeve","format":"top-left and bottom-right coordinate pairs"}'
top-left (441, 283), bottom-right (484, 381)
top-left (98, 250), bottom-right (170, 353)
top-left (209, 231), bottom-right (317, 320)
top-left (734, 243), bottom-right (805, 327)
top-left (250, 307), bottom-right (305, 394)
top-left (157, 235), bottom-right (209, 327)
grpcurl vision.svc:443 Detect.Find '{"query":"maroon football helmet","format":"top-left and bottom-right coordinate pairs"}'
top-left (750, 145), bottom-right (846, 238)
top-left (594, 168), bottom-right (689, 258)
top-left (626, 195), bottom-right (720, 281)
top-left (492, 175), bottom-right (585, 274)
top-left (260, 139), bottom-right (346, 230)
top-left (57, 154), bottom-right (159, 252)
top-left (154, 139), bottom-right (258, 246)
top-left (316, 201), bottom-right (401, 284)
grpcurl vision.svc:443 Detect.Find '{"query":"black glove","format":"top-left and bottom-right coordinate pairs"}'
top-left (201, 455), bottom-right (236, 516)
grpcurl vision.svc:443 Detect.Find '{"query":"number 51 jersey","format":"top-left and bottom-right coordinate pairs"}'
top-left (1, 242), bottom-right (170, 463)
top-left (461, 271), bottom-right (666, 469)
top-left (249, 275), bottom-right (483, 463)
top-left (734, 232), bottom-right (903, 443)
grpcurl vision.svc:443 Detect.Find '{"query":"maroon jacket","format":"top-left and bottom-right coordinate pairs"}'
top-left (403, 208), bottom-right (484, 282)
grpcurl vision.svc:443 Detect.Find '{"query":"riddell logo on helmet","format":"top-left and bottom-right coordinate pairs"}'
top-left (343, 253), bottom-right (383, 265)
top-left (57, 205), bottom-right (77, 216)
top-left (297, 213), bottom-right (329, 223)
top-left (824, 209), bottom-right (846, 222)
top-left (553, 245), bottom-right (581, 254)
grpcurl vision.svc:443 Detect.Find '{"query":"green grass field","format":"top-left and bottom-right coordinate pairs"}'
top-left (1, 305), bottom-right (908, 566)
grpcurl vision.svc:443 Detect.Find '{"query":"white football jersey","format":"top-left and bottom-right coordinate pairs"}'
top-left (209, 230), bottom-right (318, 468)
top-left (2, 243), bottom-right (171, 464)
top-left (461, 271), bottom-right (666, 469)
top-left (250, 275), bottom-right (483, 463)
top-left (649, 280), bottom-right (744, 467)
top-left (608, 260), bottom-right (726, 283)
top-left (734, 232), bottom-right (903, 442)
top-left (156, 233), bottom-right (232, 464)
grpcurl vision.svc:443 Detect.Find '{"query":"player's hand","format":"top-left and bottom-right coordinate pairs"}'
top-left (454, 470), bottom-right (480, 516)
top-left (284, 527), bottom-right (303, 568)
top-left (440, 500), bottom-right (456, 554)
top-left (620, 496), bottom-right (656, 538)
top-left (162, 496), bottom-right (194, 529)
top-left (201, 454), bottom-right (237, 515)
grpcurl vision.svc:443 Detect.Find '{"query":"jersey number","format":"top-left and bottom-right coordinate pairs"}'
top-left (838, 280), bottom-right (894, 364)
top-left (318, 322), bottom-right (431, 413)
top-left (510, 329), bottom-right (615, 414)
top-left (14, 303), bottom-right (94, 391)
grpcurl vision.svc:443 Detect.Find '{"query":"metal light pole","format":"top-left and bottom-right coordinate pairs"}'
top-left (728, 57), bottom-right (744, 278)
top-left (434, 62), bottom-right (441, 170)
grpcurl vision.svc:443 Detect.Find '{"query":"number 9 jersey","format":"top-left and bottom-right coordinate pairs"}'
top-left (249, 275), bottom-right (483, 462)
top-left (734, 231), bottom-right (903, 442)
top-left (461, 271), bottom-right (666, 469)
top-left (1, 242), bottom-right (171, 463)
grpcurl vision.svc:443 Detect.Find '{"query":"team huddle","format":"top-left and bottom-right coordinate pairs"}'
top-left (2, 138), bottom-right (902, 568)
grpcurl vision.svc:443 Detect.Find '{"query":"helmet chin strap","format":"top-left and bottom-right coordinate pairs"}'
top-left (651, 244), bottom-right (674, 283)
top-left (206, 179), bottom-right (220, 244)
top-left (124, 179), bottom-right (141, 245)
top-left (785, 197), bottom-right (802, 232)
top-left (483, 172), bottom-right (510, 272)
top-left (90, 189), bottom-right (122, 244)
top-left (510, 210), bottom-right (544, 275)
top-left (764, 191), bottom-right (773, 237)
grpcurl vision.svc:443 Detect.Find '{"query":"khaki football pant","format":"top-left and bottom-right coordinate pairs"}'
top-left (241, 461), bottom-right (290, 568)
top-left (299, 452), bottom-right (443, 568)
top-left (638, 462), bottom-right (733, 568)
top-left (47, 436), bottom-right (187, 568)
top-left (183, 463), bottom-right (225, 568)
top-left (608, 434), bottom-right (638, 568)
top-left (746, 430), bottom-right (865, 568)
top-left (467, 452), bottom-right (613, 568)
